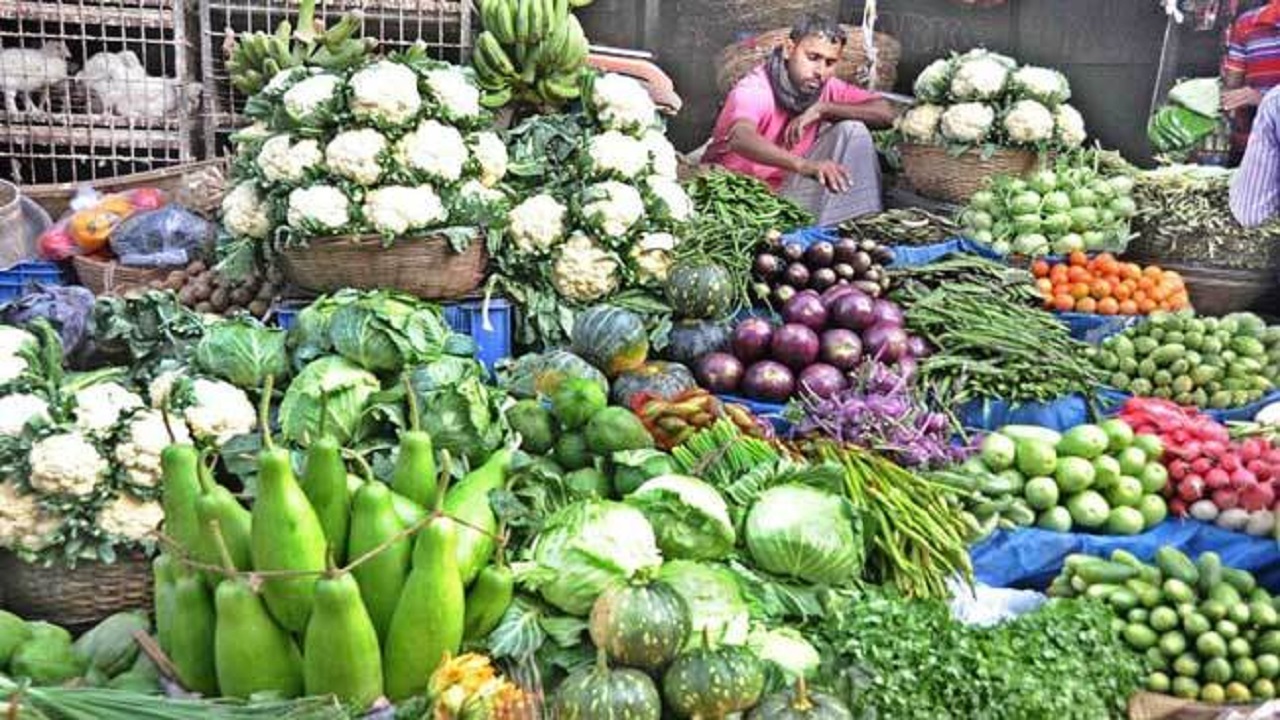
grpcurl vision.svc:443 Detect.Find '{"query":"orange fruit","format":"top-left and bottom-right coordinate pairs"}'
top-left (1143, 265), bottom-right (1163, 278)
top-left (1067, 266), bottom-right (1090, 284)
top-left (1070, 282), bottom-right (1091, 300)
top-left (1112, 283), bottom-right (1132, 301)
top-left (1138, 276), bottom-right (1156, 291)
top-left (1031, 259), bottom-right (1050, 278)
top-left (1090, 279), bottom-right (1112, 299)
top-left (1123, 263), bottom-right (1143, 280)
top-left (1053, 294), bottom-right (1076, 312)
top-left (1036, 278), bottom-right (1054, 294)
top-left (1118, 299), bottom-right (1139, 315)
top-left (1076, 297), bottom-right (1098, 314)
top-left (1138, 298), bottom-right (1157, 314)
top-left (1069, 250), bottom-right (1088, 267)
top-left (1097, 297), bottom-right (1120, 315)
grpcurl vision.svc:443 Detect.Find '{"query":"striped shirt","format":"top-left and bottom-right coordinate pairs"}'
top-left (1223, 6), bottom-right (1280, 153)
top-left (1229, 86), bottom-right (1280, 227)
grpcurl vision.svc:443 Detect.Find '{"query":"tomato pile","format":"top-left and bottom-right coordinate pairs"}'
top-left (1032, 252), bottom-right (1191, 316)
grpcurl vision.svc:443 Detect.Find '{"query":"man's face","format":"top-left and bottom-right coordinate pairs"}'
top-left (784, 34), bottom-right (843, 94)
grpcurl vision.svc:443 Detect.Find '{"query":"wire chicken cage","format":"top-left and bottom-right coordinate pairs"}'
top-left (197, 0), bottom-right (472, 158)
top-left (0, 0), bottom-right (201, 185)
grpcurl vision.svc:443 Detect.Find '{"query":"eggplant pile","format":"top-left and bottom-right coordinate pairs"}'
top-left (753, 233), bottom-right (893, 306)
top-left (696, 285), bottom-right (930, 404)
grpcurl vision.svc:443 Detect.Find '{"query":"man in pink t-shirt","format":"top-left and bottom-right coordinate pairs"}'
top-left (701, 14), bottom-right (896, 226)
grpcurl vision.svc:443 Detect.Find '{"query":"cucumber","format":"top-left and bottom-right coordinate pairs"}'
top-left (1156, 547), bottom-right (1199, 586)
top-left (1211, 583), bottom-right (1244, 607)
top-left (1087, 583), bottom-right (1123, 601)
top-left (1110, 549), bottom-right (1145, 570)
top-left (1197, 552), bottom-right (1223, 596)
top-left (1109, 588), bottom-right (1140, 612)
top-left (1163, 578), bottom-right (1197, 605)
top-left (1223, 568), bottom-right (1258, 595)
top-left (1077, 559), bottom-right (1139, 585)
top-left (1125, 579), bottom-right (1164, 609)
top-left (1124, 623), bottom-right (1159, 651)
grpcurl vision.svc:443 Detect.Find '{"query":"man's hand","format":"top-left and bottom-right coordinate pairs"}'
top-left (800, 159), bottom-right (850, 193)
top-left (1223, 87), bottom-right (1263, 112)
top-left (784, 103), bottom-right (823, 147)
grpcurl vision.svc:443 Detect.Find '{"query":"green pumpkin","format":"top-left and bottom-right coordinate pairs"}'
top-left (552, 649), bottom-right (662, 720)
top-left (666, 263), bottom-right (735, 320)
top-left (503, 349), bottom-right (609, 399)
top-left (589, 579), bottom-right (692, 672)
top-left (747, 678), bottom-right (853, 720)
top-left (611, 361), bottom-right (697, 408)
top-left (572, 305), bottom-right (650, 378)
top-left (663, 630), bottom-right (766, 719)
top-left (666, 320), bottom-right (732, 366)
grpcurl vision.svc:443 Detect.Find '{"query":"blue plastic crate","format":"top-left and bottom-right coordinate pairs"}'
top-left (0, 262), bottom-right (66, 303)
top-left (271, 296), bottom-right (513, 373)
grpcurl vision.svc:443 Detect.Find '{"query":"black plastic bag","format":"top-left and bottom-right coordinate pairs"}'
top-left (109, 205), bottom-right (214, 267)
top-left (0, 284), bottom-right (96, 364)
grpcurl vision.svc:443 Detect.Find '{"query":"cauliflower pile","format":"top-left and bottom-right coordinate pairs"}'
top-left (221, 53), bottom-right (508, 245)
top-left (901, 49), bottom-right (1086, 150)
top-left (497, 73), bottom-right (692, 318)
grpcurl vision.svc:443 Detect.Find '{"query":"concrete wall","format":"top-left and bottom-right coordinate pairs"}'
top-left (581, 0), bottom-right (1229, 162)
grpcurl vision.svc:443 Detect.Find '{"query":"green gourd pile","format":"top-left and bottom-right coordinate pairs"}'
top-left (0, 610), bottom-right (157, 692)
top-left (153, 385), bottom-right (515, 709)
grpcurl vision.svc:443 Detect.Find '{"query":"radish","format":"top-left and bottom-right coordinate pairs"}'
top-left (1247, 459), bottom-right (1269, 477)
top-left (1204, 468), bottom-right (1232, 489)
top-left (1191, 457), bottom-right (1215, 476)
top-left (1169, 459), bottom-right (1191, 481)
top-left (1265, 449), bottom-right (1280, 465)
top-left (1230, 468), bottom-right (1259, 488)
top-left (1240, 483), bottom-right (1276, 512)
top-left (1245, 509), bottom-right (1276, 537)
top-left (1217, 508), bottom-right (1250, 532)
top-left (1170, 498), bottom-right (1189, 517)
top-left (1202, 440), bottom-right (1227, 458)
top-left (1178, 476), bottom-right (1206, 502)
top-left (1241, 440), bottom-right (1264, 462)
top-left (1211, 488), bottom-right (1240, 510)
top-left (1172, 429), bottom-right (1190, 445)
top-left (1189, 499), bottom-right (1220, 521)
top-left (1221, 454), bottom-right (1242, 473)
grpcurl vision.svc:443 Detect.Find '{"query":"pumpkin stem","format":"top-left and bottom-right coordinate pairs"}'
top-left (700, 625), bottom-right (713, 650)
top-left (594, 645), bottom-right (610, 674)
top-left (794, 676), bottom-right (814, 711)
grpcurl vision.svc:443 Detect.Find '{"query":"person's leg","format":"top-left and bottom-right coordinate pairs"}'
top-left (778, 120), bottom-right (882, 226)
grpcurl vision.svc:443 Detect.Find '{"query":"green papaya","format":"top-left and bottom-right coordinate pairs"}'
top-left (72, 611), bottom-right (149, 678)
top-left (301, 436), bottom-right (352, 564)
top-left (443, 448), bottom-right (514, 585)
top-left (347, 482), bottom-right (411, 645)
top-left (463, 563), bottom-right (514, 642)
top-left (251, 443), bottom-right (327, 634)
top-left (193, 487), bottom-right (253, 581)
top-left (107, 654), bottom-right (161, 694)
top-left (390, 428), bottom-right (437, 511)
top-left (383, 515), bottom-right (465, 701)
top-left (152, 553), bottom-right (177, 656)
top-left (9, 623), bottom-right (84, 686)
top-left (169, 572), bottom-right (218, 695)
top-left (585, 407), bottom-right (654, 454)
top-left (0, 609), bottom-right (32, 668)
top-left (161, 444), bottom-right (203, 558)
top-left (213, 577), bottom-right (304, 699)
top-left (303, 572), bottom-right (383, 708)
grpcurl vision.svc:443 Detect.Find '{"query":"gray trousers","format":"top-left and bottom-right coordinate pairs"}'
top-left (779, 120), bottom-right (883, 226)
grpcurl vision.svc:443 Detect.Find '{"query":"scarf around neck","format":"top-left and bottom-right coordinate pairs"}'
top-left (766, 47), bottom-right (823, 116)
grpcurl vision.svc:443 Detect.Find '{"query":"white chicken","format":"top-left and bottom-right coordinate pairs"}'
top-left (0, 41), bottom-right (71, 115)
top-left (77, 50), bottom-right (200, 119)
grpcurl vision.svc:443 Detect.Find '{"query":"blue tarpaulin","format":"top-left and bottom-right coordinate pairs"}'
top-left (716, 393), bottom-right (792, 434)
top-left (1054, 311), bottom-right (1144, 344)
top-left (778, 227), bottom-right (1003, 269)
top-left (1096, 388), bottom-right (1280, 423)
top-left (957, 394), bottom-right (1090, 433)
top-left (971, 519), bottom-right (1280, 592)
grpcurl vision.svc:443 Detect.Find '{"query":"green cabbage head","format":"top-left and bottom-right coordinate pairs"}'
top-left (626, 474), bottom-right (736, 561)
top-left (278, 355), bottom-right (380, 445)
top-left (744, 484), bottom-right (864, 586)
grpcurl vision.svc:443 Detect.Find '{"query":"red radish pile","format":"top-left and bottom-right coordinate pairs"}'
top-left (1118, 398), bottom-right (1279, 536)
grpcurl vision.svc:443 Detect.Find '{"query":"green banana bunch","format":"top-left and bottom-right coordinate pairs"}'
top-left (473, 0), bottom-right (590, 110)
top-left (226, 6), bottom-right (372, 97)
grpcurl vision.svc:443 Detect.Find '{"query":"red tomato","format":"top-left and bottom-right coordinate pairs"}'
top-left (38, 226), bottom-right (79, 261)
top-left (126, 187), bottom-right (167, 211)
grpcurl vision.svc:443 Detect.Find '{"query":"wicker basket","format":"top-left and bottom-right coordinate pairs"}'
top-left (25, 159), bottom-right (228, 220)
top-left (73, 255), bottom-right (173, 296)
top-left (0, 551), bottom-right (153, 630)
top-left (898, 143), bottom-right (1041, 204)
top-left (716, 26), bottom-right (901, 95)
top-left (279, 234), bottom-right (489, 300)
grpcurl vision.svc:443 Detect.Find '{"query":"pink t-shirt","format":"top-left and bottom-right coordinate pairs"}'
top-left (702, 65), bottom-right (879, 190)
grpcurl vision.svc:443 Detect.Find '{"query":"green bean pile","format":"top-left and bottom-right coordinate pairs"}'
top-left (686, 170), bottom-right (814, 236)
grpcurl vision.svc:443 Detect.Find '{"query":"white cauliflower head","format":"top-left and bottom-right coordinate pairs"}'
top-left (913, 58), bottom-right (955, 104)
top-left (1011, 66), bottom-right (1071, 107)
top-left (588, 130), bottom-right (651, 179)
top-left (287, 185), bottom-right (351, 233)
top-left (74, 382), bottom-right (144, 434)
top-left (583, 181), bottom-right (646, 238)
top-left (0, 394), bottom-right (49, 436)
top-left (397, 119), bottom-right (469, 183)
top-left (282, 72), bottom-right (342, 123)
top-left (469, 131), bottom-right (508, 186)
top-left (592, 73), bottom-right (657, 133)
top-left (423, 68), bottom-right (482, 120)
top-left (0, 326), bottom-right (36, 358)
top-left (221, 182), bottom-right (273, 240)
top-left (262, 66), bottom-right (310, 96)
top-left (183, 378), bottom-right (257, 444)
top-left (899, 103), bottom-right (945, 143)
top-left (96, 493), bottom-right (165, 542)
top-left (363, 185), bottom-right (447, 236)
top-left (508, 193), bottom-right (568, 254)
top-left (230, 121), bottom-right (271, 147)
top-left (1055, 104), bottom-right (1087, 147)
top-left (630, 232), bottom-right (679, 285)
top-left (939, 103), bottom-right (996, 143)
top-left (645, 175), bottom-right (693, 222)
top-left (459, 179), bottom-right (505, 207)
top-left (325, 129), bottom-right (389, 187)
top-left (29, 432), bottom-right (109, 497)
top-left (0, 482), bottom-right (61, 552)
top-left (1002, 99), bottom-right (1055, 144)
top-left (641, 129), bottom-right (679, 178)
top-left (0, 356), bottom-right (28, 385)
top-left (949, 56), bottom-right (1010, 101)
top-left (257, 134), bottom-right (324, 185)
top-left (552, 234), bottom-right (621, 302)
top-left (350, 61), bottom-right (423, 128)
top-left (116, 409), bottom-right (191, 488)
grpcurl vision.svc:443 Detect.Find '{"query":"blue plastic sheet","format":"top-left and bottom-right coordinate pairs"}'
top-left (1054, 312), bottom-right (1144, 344)
top-left (957, 394), bottom-right (1090, 433)
top-left (1096, 388), bottom-right (1280, 423)
top-left (715, 393), bottom-right (791, 434)
top-left (971, 520), bottom-right (1280, 593)
top-left (886, 237), bottom-right (1004, 268)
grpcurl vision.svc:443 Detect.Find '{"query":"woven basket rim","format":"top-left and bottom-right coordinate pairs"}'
top-left (281, 231), bottom-right (474, 248)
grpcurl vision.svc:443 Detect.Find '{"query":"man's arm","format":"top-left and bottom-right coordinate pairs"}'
top-left (815, 98), bottom-right (897, 129)
top-left (725, 120), bottom-right (850, 192)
